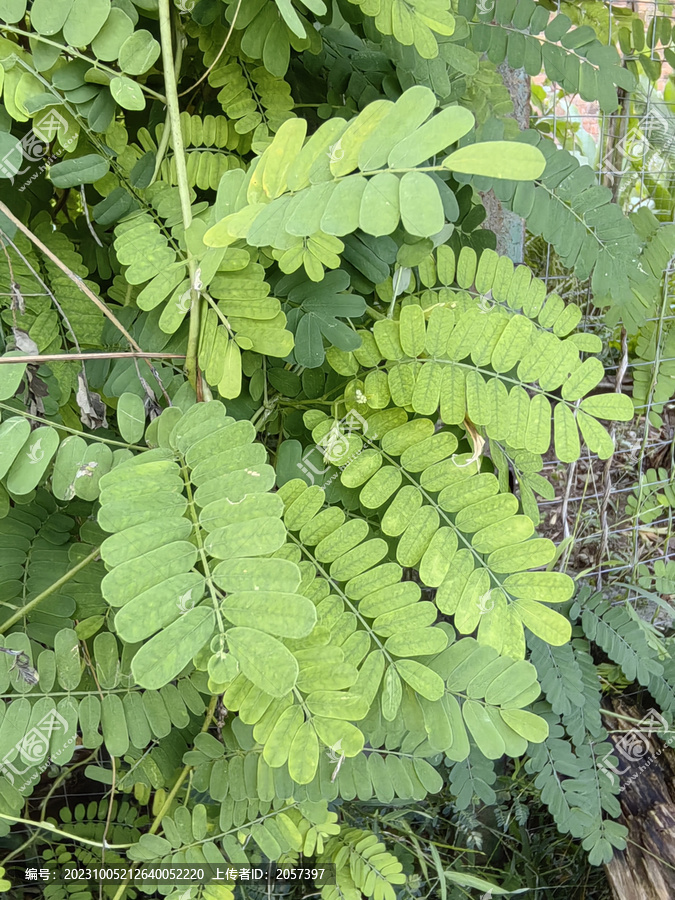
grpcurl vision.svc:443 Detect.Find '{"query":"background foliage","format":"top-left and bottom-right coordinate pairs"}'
top-left (0, 0), bottom-right (673, 898)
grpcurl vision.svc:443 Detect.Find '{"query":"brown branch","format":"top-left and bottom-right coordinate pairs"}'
top-left (0, 351), bottom-right (186, 364)
top-left (597, 327), bottom-right (629, 587)
top-left (0, 201), bottom-right (141, 350)
top-left (0, 201), bottom-right (174, 405)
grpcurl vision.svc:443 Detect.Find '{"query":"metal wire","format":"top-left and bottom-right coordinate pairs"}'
top-left (531, 0), bottom-right (675, 592)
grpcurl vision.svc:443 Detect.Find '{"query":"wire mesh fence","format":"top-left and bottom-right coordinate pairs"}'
top-left (517, 1), bottom-right (675, 602)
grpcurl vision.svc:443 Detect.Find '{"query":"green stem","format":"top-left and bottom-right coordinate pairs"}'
top-left (158, 0), bottom-right (201, 388)
top-left (0, 402), bottom-right (146, 450)
top-left (1, 26), bottom-right (166, 101)
top-left (1, 749), bottom-right (99, 866)
top-left (151, 112), bottom-right (173, 186)
top-left (179, 458), bottom-right (224, 634)
top-left (151, 29), bottom-right (185, 185)
top-left (365, 305), bottom-right (385, 321)
top-left (0, 547), bottom-right (100, 634)
top-left (286, 533), bottom-right (394, 664)
top-left (203, 292), bottom-right (233, 334)
top-left (0, 814), bottom-right (132, 849)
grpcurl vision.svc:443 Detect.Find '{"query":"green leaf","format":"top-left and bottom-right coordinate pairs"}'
top-left (213, 557), bottom-right (301, 593)
top-left (388, 105), bottom-right (474, 169)
top-left (0, 133), bottom-right (22, 180)
top-left (444, 871), bottom-right (511, 895)
top-left (0, 0), bottom-right (27, 24)
top-left (359, 86), bottom-right (438, 171)
top-left (274, 0), bottom-right (306, 37)
top-left (131, 607), bottom-right (215, 689)
top-left (400, 171), bottom-right (445, 237)
top-left (483, 660), bottom-right (539, 707)
top-left (288, 720), bottom-right (319, 784)
top-left (360, 172), bottom-right (400, 236)
top-left (227, 627), bottom-right (299, 697)
top-left (91, 7), bottom-right (135, 60)
top-left (63, 0), bottom-right (110, 46)
top-left (51, 434), bottom-right (87, 500)
top-left (129, 153), bottom-right (157, 189)
top-left (6, 425), bottom-right (59, 494)
top-left (503, 572), bottom-right (574, 604)
top-left (385, 627), bottom-right (448, 657)
top-left (30, 0), bottom-right (74, 34)
top-left (261, 117), bottom-right (308, 200)
top-left (117, 392), bottom-right (146, 443)
top-left (263, 705), bottom-right (304, 766)
top-left (462, 699), bottom-right (505, 759)
top-left (0, 417), bottom-right (31, 479)
top-left (513, 597), bottom-right (572, 645)
top-left (54, 629), bottom-right (82, 691)
top-left (312, 717), bottom-right (364, 758)
top-left (204, 517), bottom-right (286, 559)
top-left (381, 665), bottom-right (403, 719)
top-left (222, 592), bottom-right (316, 638)
top-left (577, 411), bottom-right (614, 459)
top-left (294, 314), bottom-right (324, 368)
top-left (561, 356), bottom-right (604, 401)
top-left (395, 659), bottom-right (445, 701)
top-left (0, 352), bottom-right (27, 400)
top-left (488, 538), bottom-right (556, 573)
top-left (500, 707), bottom-right (549, 742)
top-left (553, 402), bottom-right (581, 463)
top-left (444, 142), bottom-right (546, 180)
top-left (50, 154), bottom-right (110, 187)
top-left (114, 573), bottom-right (205, 641)
top-left (331, 99), bottom-right (392, 178)
top-left (579, 392), bottom-right (634, 420)
top-left (118, 30), bottom-right (160, 75)
top-left (110, 75), bottom-right (145, 110)
top-left (306, 690), bottom-right (369, 720)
